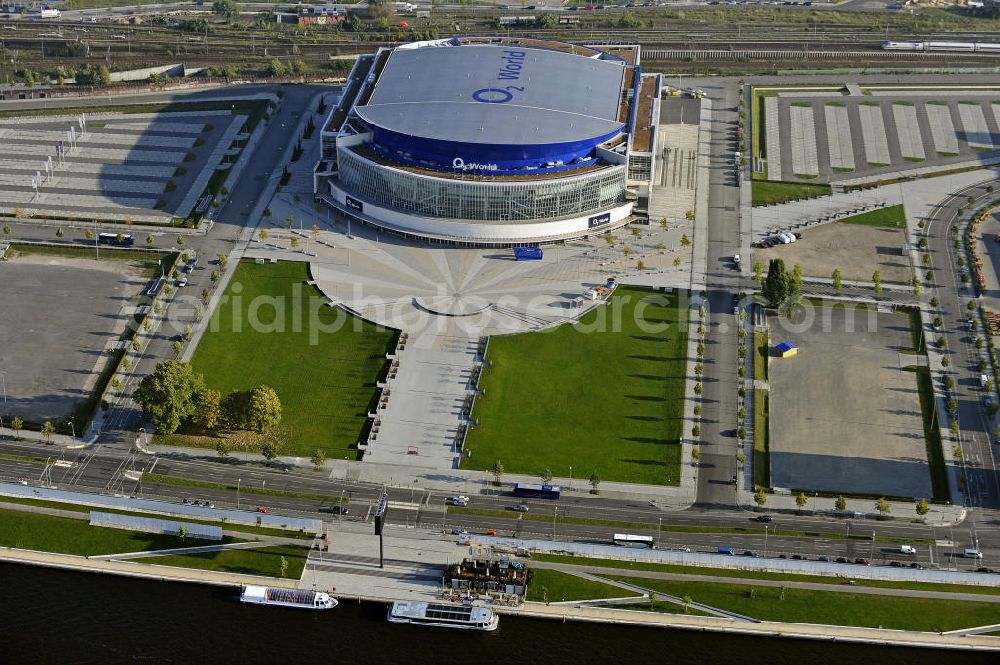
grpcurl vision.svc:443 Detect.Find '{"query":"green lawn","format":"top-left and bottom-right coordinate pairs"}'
top-left (0, 508), bottom-right (232, 556)
top-left (837, 204), bottom-right (906, 229)
top-left (612, 576), bottom-right (1000, 632)
top-left (751, 181), bottom-right (832, 207)
top-left (526, 569), bottom-right (638, 603)
top-left (754, 329), bottom-right (768, 382)
top-left (465, 287), bottom-right (689, 485)
top-left (145, 544), bottom-right (310, 579)
top-left (185, 260), bottom-right (397, 458)
top-left (534, 554), bottom-right (1000, 596)
top-left (913, 366), bottom-right (949, 503)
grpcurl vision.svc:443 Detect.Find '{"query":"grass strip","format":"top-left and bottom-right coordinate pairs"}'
top-left (525, 568), bottom-right (639, 603)
top-left (533, 554), bottom-right (1000, 596)
top-left (752, 180), bottom-right (831, 207)
top-left (836, 204), bottom-right (906, 229)
top-left (912, 367), bottom-right (949, 503)
top-left (0, 495), bottom-right (316, 539)
top-left (0, 507), bottom-right (239, 556)
top-left (144, 543), bottom-right (310, 579)
top-left (611, 576), bottom-right (1000, 632)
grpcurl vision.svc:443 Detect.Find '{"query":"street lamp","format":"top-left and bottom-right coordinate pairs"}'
top-left (0, 370), bottom-right (6, 412)
top-left (763, 525), bottom-right (769, 558)
top-left (237, 478), bottom-right (241, 510)
top-left (552, 507), bottom-right (558, 540)
top-left (657, 517), bottom-right (662, 549)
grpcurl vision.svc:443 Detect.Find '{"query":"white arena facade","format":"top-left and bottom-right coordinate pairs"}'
top-left (315, 37), bottom-right (661, 246)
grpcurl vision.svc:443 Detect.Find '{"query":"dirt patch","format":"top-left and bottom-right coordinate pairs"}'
top-left (753, 222), bottom-right (910, 284)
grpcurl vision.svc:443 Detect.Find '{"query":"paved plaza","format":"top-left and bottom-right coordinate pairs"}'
top-left (767, 307), bottom-right (934, 499)
top-left (0, 109), bottom-right (247, 224)
top-left (0, 251), bottom-right (149, 424)
top-left (760, 88), bottom-right (1000, 184)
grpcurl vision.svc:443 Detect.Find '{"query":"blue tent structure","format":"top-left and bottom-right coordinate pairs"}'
top-left (775, 341), bottom-right (798, 358)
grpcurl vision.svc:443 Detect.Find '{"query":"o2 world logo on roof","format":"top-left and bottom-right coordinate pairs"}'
top-left (472, 50), bottom-right (527, 105)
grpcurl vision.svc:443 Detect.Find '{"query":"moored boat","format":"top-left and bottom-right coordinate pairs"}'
top-left (240, 585), bottom-right (337, 610)
top-left (387, 601), bottom-right (498, 631)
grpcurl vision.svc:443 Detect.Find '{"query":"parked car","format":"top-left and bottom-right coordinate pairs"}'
top-left (176, 275), bottom-right (188, 287)
top-left (256, 505), bottom-right (272, 514)
top-left (182, 498), bottom-right (194, 505)
top-left (450, 528), bottom-right (468, 536)
top-left (835, 557), bottom-right (849, 564)
top-left (742, 550), bottom-right (759, 557)
top-left (817, 555), bottom-right (830, 562)
top-left (790, 554), bottom-right (804, 560)
top-left (854, 558), bottom-right (871, 566)
top-left (330, 505), bottom-right (349, 515)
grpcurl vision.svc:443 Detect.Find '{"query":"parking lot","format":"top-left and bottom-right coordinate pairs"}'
top-left (767, 305), bottom-right (935, 498)
top-left (0, 248), bottom-right (151, 425)
top-left (0, 109), bottom-right (246, 224)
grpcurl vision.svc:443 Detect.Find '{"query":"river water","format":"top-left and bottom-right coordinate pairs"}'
top-left (0, 562), bottom-right (992, 664)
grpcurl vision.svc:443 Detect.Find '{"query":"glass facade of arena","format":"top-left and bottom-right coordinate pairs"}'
top-left (337, 147), bottom-right (627, 222)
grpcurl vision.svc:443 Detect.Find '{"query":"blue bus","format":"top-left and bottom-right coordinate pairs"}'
top-left (513, 246), bottom-right (543, 261)
top-left (512, 483), bottom-right (561, 500)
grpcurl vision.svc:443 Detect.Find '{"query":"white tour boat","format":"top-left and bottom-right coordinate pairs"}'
top-left (387, 601), bottom-right (498, 631)
top-left (240, 585), bottom-right (337, 610)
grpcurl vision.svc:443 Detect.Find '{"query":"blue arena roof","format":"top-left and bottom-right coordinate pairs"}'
top-left (353, 42), bottom-right (628, 173)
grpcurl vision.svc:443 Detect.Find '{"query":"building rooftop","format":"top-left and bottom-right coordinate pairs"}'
top-left (356, 43), bottom-right (626, 148)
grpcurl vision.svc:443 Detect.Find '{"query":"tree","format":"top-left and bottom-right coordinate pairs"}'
top-left (146, 234), bottom-right (154, 245)
top-left (212, 0), bottom-right (240, 19)
top-left (248, 385), bottom-right (282, 432)
top-left (589, 471), bottom-right (601, 494)
top-left (133, 360), bottom-right (206, 434)
top-left (311, 448), bottom-right (327, 470)
top-left (761, 258), bottom-right (789, 306)
top-left (215, 439), bottom-right (232, 457)
top-left (217, 254), bottom-right (228, 268)
top-left (682, 595), bottom-right (693, 614)
top-left (795, 492), bottom-right (808, 511)
top-left (210, 269), bottom-right (221, 282)
top-left (929, 296), bottom-right (939, 308)
top-left (194, 389), bottom-right (222, 429)
top-left (753, 261), bottom-right (764, 283)
top-left (221, 390), bottom-right (252, 430)
top-left (832, 268), bottom-right (842, 291)
top-left (285, 214), bottom-right (294, 229)
top-left (680, 234), bottom-right (691, 247)
top-left (2, 224), bottom-right (9, 236)
top-left (489, 459), bottom-right (505, 486)
top-left (290, 237), bottom-right (300, 250)
top-left (178, 526), bottom-right (189, 541)
top-left (41, 421), bottom-right (56, 442)
top-left (10, 416), bottom-right (23, 439)
top-left (691, 445), bottom-right (701, 461)
top-left (85, 229), bottom-right (95, 241)
top-left (736, 450), bottom-right (746, 466)
top-left (754, 488), bottom-right (767, 507)
top-left (261, 439), bottom-right (282, 461)
top-left (915, 498), bottom-right (930, 517)
top-left (540, 467), bottom-right (554, 485)
top-left (835, 495), bottom-right (847, 512)
top-left (173, 340), bottom-right (183, 357)
top-left (279, 555), bottom-right (290, 578)
top-left (872, 270), bottom-right (882, 294)
top-left (259, 228), bottom-right (269, 241)
top-left (55, 227), bottom-right (64, 238)
top-left (875, 497), bottom-right (891, 517)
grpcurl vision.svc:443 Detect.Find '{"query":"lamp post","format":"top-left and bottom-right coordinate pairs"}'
top-left (552, 507), bottom-right (558, 540)
top-left (657, 517), bottom-right (662, 549)
top-left (763, 525), bottom-right (769, 558)
top-left (0, 370), bottom-right (6, 412)
top-left (237, 477), bottom-right (241, 510)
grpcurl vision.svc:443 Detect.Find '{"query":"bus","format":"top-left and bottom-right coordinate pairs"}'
top-left (98, 233), bottom-right (134, 247)
top-left (512, 483), bottom-right (561, 500)
top-left (613, 534), bottom-right (655, 549)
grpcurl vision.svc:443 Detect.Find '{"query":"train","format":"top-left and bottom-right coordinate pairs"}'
top-left (882, 40), bottom-right (1000, 53)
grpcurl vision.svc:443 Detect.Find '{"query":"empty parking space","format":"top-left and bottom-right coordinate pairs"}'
top-left (768, 307), bottom-right (933, 499)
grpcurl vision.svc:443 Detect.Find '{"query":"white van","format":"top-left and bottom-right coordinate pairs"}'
top-left (899, 545), bottom-right (916, 555)
top-left (964, 548), bottom-right (983, 559)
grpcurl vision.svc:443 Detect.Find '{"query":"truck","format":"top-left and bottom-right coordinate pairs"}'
top-left (513, 246), bottom-right (543, 261)
top-left (39, 8), bottom-right (60, 18)
top-left (394, 2), bottom-right (416, 11)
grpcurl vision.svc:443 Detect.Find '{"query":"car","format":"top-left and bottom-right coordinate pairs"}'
top-left (485, 528), bottom-right (497, 536)
top-left (854, 558), bottom-right (871, 566)
top-left (889, 561), bottom-right (904, 567)
top-left (176, 275), bottom-right (188, 287)
top-left (742, 550), bottom-right (759, 557)
top-left (511, 504), bottom-right (530, 512)
top-left (182, 498), bottom-right (194, 505)
top-left (677, 545), bottom-right (691, 552)
top-left (450, 527), bottom-right (468, 536)
top-left (908, 562), bottom-right (922, 569)
top-left (330, 505), bottom-right (349, 515)
top-left (790, 554), bottom-right (804, 560)
top-left (835, 557), bottom-right (849, 563)
top-left (777, 554), bottom-right (787, 559)
top-left (755, 515), bottom-right (773, 523)
top-left (976, 566), bottom-right (995, 574)
top-left (447, 495), bottom-right (470, 506)
top-left (817, 555), bottom-right (830, 562)
top-left (256, 505), bottom-right (272, 514)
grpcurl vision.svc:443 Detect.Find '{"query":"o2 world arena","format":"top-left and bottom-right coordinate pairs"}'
top-left (315, 37), bottom-right (661, 245)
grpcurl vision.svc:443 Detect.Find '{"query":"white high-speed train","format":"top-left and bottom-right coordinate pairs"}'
top-left (882, 40), bottom-right (1000, 52)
